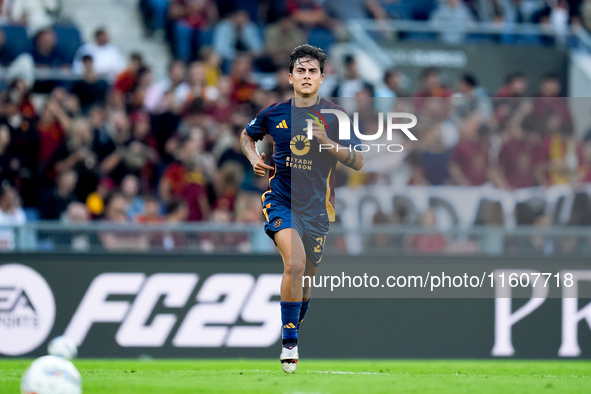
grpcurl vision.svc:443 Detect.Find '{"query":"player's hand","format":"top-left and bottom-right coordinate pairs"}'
top-left (305, 122), bottom-right (329, 145)
top-left (252, 152), bottom-right (274, 176)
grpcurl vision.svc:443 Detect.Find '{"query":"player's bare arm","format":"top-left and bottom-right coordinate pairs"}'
top-left (240, 130), bottom-right (273, 177)
top-left (305, 122), bottom-right (364, 171)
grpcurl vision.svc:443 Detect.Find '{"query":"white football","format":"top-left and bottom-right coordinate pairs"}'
top-left (48, 336), bottom-right (78, 360)
top-left (21, 355), bottom-right (82, 394)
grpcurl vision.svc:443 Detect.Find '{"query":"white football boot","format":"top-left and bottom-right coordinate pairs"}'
top-left (280, 343), bottom-right (299, 373)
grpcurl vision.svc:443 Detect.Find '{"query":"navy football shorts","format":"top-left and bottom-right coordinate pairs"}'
top-left (262, 197), bottom-right (329, 266)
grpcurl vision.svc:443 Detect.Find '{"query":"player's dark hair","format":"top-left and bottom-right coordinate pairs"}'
top-left (289, 44), bottom-right (327, 74)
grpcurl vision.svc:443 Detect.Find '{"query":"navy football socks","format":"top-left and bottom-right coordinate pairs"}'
top-left (298, 299), bottom-right (311, 330)
top-left (281, 301), bottom-right (302, 345)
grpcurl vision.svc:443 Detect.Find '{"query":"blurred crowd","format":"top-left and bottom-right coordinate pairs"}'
top-left (0, 0), bottom-right (590, 254)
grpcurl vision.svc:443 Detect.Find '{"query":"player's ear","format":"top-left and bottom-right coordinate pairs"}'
top-left (288, 73), bottom-right (293, 85)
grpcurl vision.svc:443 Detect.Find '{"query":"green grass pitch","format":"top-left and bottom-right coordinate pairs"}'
top-left (2, 359), bottom-right (591, 393)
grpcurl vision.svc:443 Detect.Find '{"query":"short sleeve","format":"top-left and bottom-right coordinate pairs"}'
top-left (245, 107), bottom-right (270, 141)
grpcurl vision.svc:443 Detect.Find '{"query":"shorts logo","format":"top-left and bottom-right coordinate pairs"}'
top-left (290, 135), bottom-right (310, 156)
top-left (274, 219), bottom-right (283, 228)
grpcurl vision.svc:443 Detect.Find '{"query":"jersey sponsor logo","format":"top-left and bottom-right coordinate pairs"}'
top-left (0, 264), bottom-right (56, 356)
top-left (64, 273), bottom-right (282, 348)
top-left (276, 120), bottom-right (288, 129)
top-left (274, 218), bottom-right (283, 228)
top-left (290, 135), bottom-right (310, 156)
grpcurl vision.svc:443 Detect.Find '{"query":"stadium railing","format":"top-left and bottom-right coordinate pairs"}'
top-left (1, 222), bottom-right (589, 256)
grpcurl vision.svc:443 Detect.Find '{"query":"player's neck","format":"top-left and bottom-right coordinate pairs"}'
top-left (292, 95), bottom-right (320, 108)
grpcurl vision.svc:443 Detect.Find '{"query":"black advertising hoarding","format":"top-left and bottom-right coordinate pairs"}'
top-left (383, 42), bottom-right (568, 95)
top-left (0, 254), bottom-right (590, 359)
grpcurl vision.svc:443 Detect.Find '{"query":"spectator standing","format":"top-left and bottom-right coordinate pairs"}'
top-left (535, 114), bottom-right (583, 187)
top-left (494, 114), bottom-right (540, 190)
top-left (420, 124), bottom-right (453, 185)
top-left (449, 117), bottom-right (492, 186)
top-left (36, 94), bottom-right (71, 169)
top-left (0, 83), bottom-right (39, 207)
top-left (50, 117), bottom-right (99, 201)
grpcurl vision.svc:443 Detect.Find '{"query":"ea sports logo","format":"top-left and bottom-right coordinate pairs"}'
top-left (290, 135), bottom-right (310, 156)
top-left (0, 264), bottom-right (55, 355)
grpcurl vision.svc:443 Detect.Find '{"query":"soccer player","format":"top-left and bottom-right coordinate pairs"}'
top-left (240, 44), bottom-right (364, 373)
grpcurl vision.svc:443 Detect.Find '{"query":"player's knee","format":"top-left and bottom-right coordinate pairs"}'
top-left (284, 258), bottom-right (306, 278)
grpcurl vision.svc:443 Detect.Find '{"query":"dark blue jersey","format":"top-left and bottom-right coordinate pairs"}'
top-left (246, 98), bottom-right (360, 222)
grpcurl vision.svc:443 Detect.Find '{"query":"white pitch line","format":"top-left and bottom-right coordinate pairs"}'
top-left (315, 371), bottom-right (386, 375)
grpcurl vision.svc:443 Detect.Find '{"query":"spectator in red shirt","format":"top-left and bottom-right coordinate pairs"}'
top-left (493, 114), bottom-right (540, 190)
top-left (449, 116), bottom-right (492, 186)
top-left (579, 138), bottom-right (591, 183)
top-left (405, 208), bottom-right (447, 254)
top-left (532, 74), bottom-right (572, 133)
top-left (37, 96), bottom-right (71, 166)
top-left (112, 53), bottom-right (145, 110)
top-left (230, 54), bottom-right (258, 104)
top-left (206, 75), bottom-right (236, 123)
top-left (159, 136), bottom-right (210, 221)
top-left (496, 72), bottom-right (528, 97)
top-left (413, 67), bottom-right (452, 114)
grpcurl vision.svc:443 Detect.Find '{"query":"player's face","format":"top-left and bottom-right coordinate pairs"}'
top-left (289, 58), bottom-right (324, 97)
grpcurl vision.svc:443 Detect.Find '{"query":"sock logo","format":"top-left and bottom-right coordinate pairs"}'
top-left (283, 323), bottom-right (296, 329)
